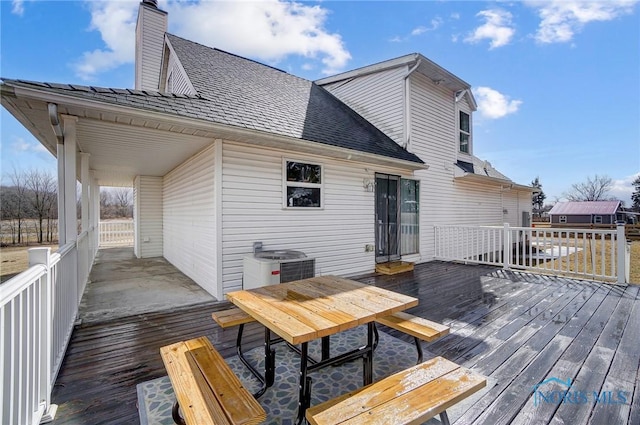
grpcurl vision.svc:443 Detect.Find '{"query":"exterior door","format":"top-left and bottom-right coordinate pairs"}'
top-left (375, 174), bottom-right (401, 263)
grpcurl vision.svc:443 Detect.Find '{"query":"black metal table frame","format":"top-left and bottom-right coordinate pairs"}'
top-left (234, 320), bottom-right (381, 423)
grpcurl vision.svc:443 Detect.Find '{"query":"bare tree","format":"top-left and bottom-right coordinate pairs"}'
top-left (24, 170), bottom-right (57, 243)
top-left (112, 188), bottom-right (133, 218)
top-left (564, 175), bottom-right (613, 202)
top-left (7, 168), bottom-right (29, 244)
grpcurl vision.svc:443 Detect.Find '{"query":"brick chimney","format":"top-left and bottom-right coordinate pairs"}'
top-left (135, 0), bottom-right (168, 91)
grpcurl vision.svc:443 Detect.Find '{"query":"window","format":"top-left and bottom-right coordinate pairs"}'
top-left (400, 179), bottom-right (419, 255)
top-left (284, 160), bottom-right (322, 208)
top-left (559, 216), bottom-right (567, 223)
top-left (459, 111), bottom-right (470, 153)
top-left (594, 215), bottom-right (603, 224)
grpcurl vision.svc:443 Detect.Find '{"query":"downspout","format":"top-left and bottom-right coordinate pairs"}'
top-left (403, 58), bottom-right (421, 151)
top-left (48, 103), bottom-right (63, 144)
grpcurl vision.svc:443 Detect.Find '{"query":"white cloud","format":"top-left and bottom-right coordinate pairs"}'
top-left (166, 1), bottom-right (350, 75)
top-left (528, 0), bottom-right (638, 44)
top-left (11, 0), bottom-right (24, 16)
top-left (74, 0), bottom-right (138, 80)
top-left (74, 0), bottom-right (351, 80)
top-left (611, 172), bottom-right (640, 204)
top-left (472, 87), bottom-right (522, 119)
top-left (392, 17), bottom-right (443, 42)
top-left (465, 9), bottom-right (515, 49)
top-left (11, 137), bottom-right (48, 154)
top-left (411, 26), bottom-right (428, 36)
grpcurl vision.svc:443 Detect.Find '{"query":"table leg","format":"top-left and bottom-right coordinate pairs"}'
top-left (321, 336), bottom-right (330, 361)
top-left (265, 327), bottom-right (276, 387)
top-left (295, 342), bottom-right (312, 425)
top-left (363, 322), bottom-right (374, 386)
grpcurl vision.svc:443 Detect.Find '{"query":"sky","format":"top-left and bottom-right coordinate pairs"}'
top-left (1, 0), bottom-right (639, 205)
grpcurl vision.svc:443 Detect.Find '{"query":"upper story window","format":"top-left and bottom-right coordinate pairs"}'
top-left (459, 111), bottom-right (470, 153)
top-left (284, 160), bottom-right (323, 208)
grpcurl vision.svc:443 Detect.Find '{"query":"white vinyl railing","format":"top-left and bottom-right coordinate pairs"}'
top-left (99, 220), bottom-right (134, 247)
top-left (1, 226), bottom-right (98, 425)
top-left (434, 223), bottom-right (630, 284)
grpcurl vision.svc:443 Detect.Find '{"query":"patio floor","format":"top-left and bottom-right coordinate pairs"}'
top-left (51, 252), bottom-right (640, 424)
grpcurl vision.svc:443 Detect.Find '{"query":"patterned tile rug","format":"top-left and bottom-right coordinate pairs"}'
top-left (137, 327), bottom-right (493, 425)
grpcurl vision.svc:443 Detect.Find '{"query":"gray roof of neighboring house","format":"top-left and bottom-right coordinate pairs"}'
top-left (548, 201), bottom-right (622, 215)
top-left (165, 34), bottom-right (422, 164)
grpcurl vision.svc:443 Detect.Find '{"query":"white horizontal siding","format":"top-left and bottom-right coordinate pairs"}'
top-left (163, 145), bottom-right (217, 296)
top-left (221, 142), bottom-right (387, 294)
top-left (134, 176), bottom-right (163, 258)
top-left (321, 66), bottom-right (406, 145)
top-left (166, 48), bottom-right (196, 95)
top-left (135, 5), bottom-right (167, 91)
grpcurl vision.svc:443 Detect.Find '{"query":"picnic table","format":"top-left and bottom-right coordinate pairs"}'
top-left (226, 275), bottom-right (419, 424)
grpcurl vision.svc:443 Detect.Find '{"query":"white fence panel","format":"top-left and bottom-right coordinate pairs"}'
top-left (434, 223), bottom-right (629, 283)
top-left (99, 220), bottom-right (134, 247)
top-left (1, 231), bottom-right (96, 425)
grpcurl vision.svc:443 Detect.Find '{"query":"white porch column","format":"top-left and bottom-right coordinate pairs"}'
top-left (62, 115), bottom-right (78, 243)
top-left (56, 143), bottom-right (66, 245)
top-left (81, 153), bottom-right (90, 232)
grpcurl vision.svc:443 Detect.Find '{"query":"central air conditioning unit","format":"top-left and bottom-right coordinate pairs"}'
top-left (243, 250), bottom-right (315, 290)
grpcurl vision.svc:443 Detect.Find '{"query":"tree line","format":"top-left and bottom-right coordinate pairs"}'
top-left (1, 169), bottom-right (133, 246)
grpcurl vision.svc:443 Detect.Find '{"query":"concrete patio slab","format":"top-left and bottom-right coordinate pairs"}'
top-left (77, 247), bottom-right (216, 325)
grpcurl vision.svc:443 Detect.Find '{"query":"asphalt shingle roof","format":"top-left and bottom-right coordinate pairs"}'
top-left (165, 34), bottom-right (422, 164)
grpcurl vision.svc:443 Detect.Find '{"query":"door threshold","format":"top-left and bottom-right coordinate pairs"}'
top-left (376, 261), bottom-right (414, 275)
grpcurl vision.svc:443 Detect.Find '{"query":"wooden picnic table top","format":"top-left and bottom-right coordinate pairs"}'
top-left (226, 275), bottom-right (419, 345)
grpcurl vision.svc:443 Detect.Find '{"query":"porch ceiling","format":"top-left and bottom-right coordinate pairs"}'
top-left (2, 94), bottom-right (213, 187)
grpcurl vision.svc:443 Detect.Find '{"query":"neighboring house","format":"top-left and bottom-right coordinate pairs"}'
top-left (548, 201), bottom-right (625, 225)
top-left (1, 0), bottom-right (532, 300)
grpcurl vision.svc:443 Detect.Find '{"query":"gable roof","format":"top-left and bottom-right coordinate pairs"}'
top-left (548, 201), bottom-right (622, 215)
top-left (164, 34), bottom-right (423, 165)
top-left (316, 53), bottom-right (477, 110)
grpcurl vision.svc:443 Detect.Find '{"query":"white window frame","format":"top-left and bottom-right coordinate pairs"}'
top-left (559, 216), bottom-right (567, 223)
top-left (283, 158), bottom-right (324, 209)
top-left (458, 110), bottom-right (471, 154)
top-left (594, 215), bottom-right (603, 224)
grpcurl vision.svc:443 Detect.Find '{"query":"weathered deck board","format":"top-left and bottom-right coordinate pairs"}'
top-left (50, 260), bottom-right (639, 425)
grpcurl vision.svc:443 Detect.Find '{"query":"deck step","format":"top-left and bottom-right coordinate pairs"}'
top-left (376, 261), bottom-right (414, 275)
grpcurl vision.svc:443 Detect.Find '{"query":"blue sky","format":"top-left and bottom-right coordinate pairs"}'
top-left (1, 0), bottom-right (639, 205)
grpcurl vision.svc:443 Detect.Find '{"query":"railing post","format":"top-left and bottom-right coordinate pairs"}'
top-left (27, 248), bottom-right (58, 423)
top-left (503, 223), bottom-right (511, 270)
top-left (616, 223), bottom-right (628, 285)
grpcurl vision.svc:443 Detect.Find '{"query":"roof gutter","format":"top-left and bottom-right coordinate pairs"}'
top-left (403, 58), bottom-right (421, 150)
top-left (48, 103), bottom-right (64, 144)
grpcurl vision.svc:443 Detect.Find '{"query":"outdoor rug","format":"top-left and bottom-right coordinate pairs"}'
top-left (137, 327), bottom-right (493, 425)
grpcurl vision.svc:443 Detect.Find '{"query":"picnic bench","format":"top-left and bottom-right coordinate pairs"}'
top-left (160, 336), bottom-right (266, 425)
top-left (306, 356), bottom-right (486, 425)
top-left (211, 308), bottom-right (274, 397)
top-left (375, 311), bottom-right (449, 363)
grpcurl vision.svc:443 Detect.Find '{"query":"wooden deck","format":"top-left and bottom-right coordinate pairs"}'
top-left (50, 261), bottom-right (640, 425)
